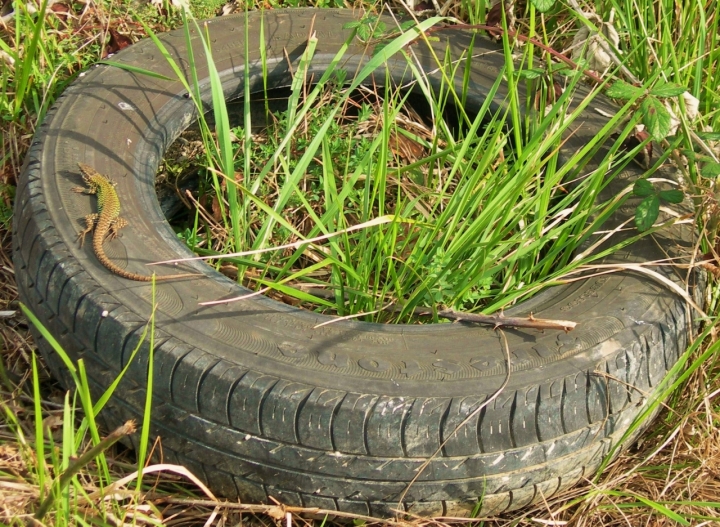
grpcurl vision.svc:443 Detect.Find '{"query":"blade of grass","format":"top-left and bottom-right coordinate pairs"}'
top-left (31, 352), bottom-right (46, 501)
top-left (195, 20), bottom-right (242, 254)
top-left (13, 0), bottom-right (49, 118)
top-left (136, 278), bottom-right (158, 492)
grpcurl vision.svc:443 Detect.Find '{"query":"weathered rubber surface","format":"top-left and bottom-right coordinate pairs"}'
top-left (15, 9), bottom-right (699, 517)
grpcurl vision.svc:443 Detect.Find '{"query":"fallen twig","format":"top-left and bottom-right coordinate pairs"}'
top-left (424, 23), bottom-right (605, 84)
top-left (416, 306), bottom-right (577, 332)
top-left (210, 285), bottom-right (578, 331)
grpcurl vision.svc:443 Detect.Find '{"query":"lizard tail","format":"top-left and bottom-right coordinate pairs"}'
top-left (92, 237), bottom-right (199, 281)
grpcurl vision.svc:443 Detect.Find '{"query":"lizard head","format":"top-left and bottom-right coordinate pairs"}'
top-left (78, 163), bottom-right (117, 188)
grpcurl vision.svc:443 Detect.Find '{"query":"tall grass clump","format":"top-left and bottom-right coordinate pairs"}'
top-left (3, 287), bottom-right (217, 524)
top-left (149, 10), bottom-right (657, 322)
top-left (7, 303), bottom-right (148, 524)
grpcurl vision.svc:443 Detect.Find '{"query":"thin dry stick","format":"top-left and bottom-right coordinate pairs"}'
top-left (654, 221), bottom-right (703, 340)
top-left (690, 129), bottom-right (719, 163)
top-left (266, 287), bottom-right (577, 331)
top-left (155, 497), bottom-right (408, 525)
top-left (184, 189), bottom-right (223, 234)
top-left (571, 216), bottom-right (636, 263)
top-left (202, 506), bottom-right (220, 527)
top-left (313, 301), bottom-right (396, 328)
top-left (434, 308), bottom-right (576, 332)
top-left (397, 507), bottom-right (493, 524)
top-left (591, 370), bottom-right (676, 415)
top-left (532, 487), bottom-right (560, 526)
top-left (423, 23), bottom-right (604, 84)
top-left (151, 216), bottom-right (396, 266)
top-left (200, 287), bottom-right (271, 306)
top-left (577, 263), bottom-right (706, 318)
top-left (85, 463), bottom-right (217, 503)
top-left (396, 329), bottom-right (513, 509)
top-left (618, 383), bottom-right (719, 489)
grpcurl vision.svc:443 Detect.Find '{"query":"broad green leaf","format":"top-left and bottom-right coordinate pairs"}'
top-left (679, 149), bottom-right (698, 160)
top-left (530, 0), bottom-right (555, 12)
top-left (343, 20), bottom-right (360, 29)
top-left (357, 24), bottom-right (371, 41)
top-left (658, 189), bottom-right (684, 203)
top-left (372, 42), bottom-right (389, 56)
top-left (635, 195), bottom-right (660, 232)
top-left (650, 82), bottom-right (686, 98)
top-left (374, 21), bottom-right (387, 37)
top-left (606, 80), bottom-right (642, 100)
top-left (633, 179), bottom-right (655, 197)
top-left (701, 162), bottom-right (720, 178)
top-left (641, 97), bottom-right (672, 140)
top-left (517, 68), bottom-right (544, 80)
top-left (697, 131), bottom-right (720, 141)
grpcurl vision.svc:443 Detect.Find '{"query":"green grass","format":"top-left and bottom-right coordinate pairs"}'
top-left (15, 303), bottom-right (151, 524)
top-left (153, 9), bottom-right (670, 322)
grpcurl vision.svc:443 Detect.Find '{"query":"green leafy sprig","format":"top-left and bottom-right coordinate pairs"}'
top-left (632, 178), bottom-right (684, 231)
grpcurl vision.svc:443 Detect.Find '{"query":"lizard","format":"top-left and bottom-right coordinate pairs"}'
top-left (72, 163), bottom-right (200, 282)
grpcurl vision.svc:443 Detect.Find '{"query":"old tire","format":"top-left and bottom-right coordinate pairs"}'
top-left (15, 8), bottom-right (698, 517)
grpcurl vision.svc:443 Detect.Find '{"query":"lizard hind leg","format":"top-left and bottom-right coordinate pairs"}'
top-left (78, 213), bottom-right (99, 248)
top-left (108, 217), bottom-right (128, 240)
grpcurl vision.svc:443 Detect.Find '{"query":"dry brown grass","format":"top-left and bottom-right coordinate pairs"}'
top-left (2, 0), bottom-right (720, 524)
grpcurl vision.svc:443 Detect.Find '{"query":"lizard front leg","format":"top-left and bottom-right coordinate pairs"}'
top-left (72, 184), bottom-right (98, 195)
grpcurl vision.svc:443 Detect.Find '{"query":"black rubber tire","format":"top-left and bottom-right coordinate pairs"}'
top-left (15, 8), bottom-right (699, 517)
